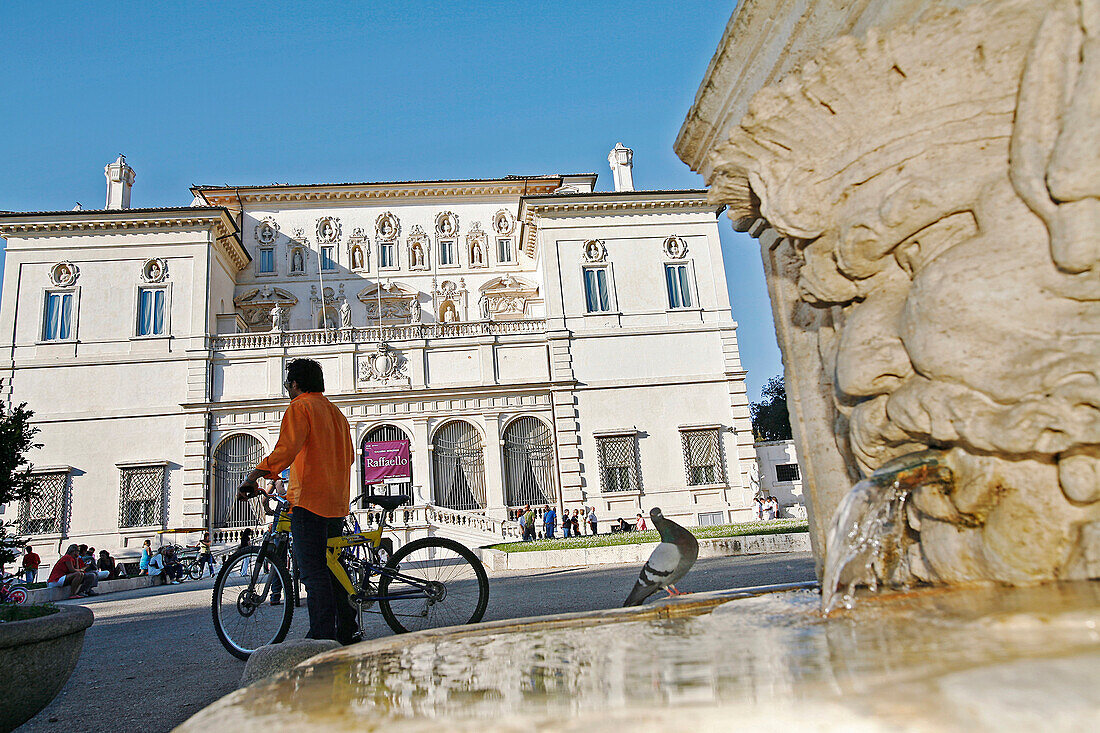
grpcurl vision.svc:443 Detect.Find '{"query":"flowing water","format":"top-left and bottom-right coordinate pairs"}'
top-left (821, 450), bottom-right (951, 615)
top-left (179, 582), bottom-right (1100, 732)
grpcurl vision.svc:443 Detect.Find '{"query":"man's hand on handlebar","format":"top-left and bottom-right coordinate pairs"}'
top-left (236, 477), bottom-right (271, 502)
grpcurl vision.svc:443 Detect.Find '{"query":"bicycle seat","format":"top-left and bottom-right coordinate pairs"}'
top-left (363, 494), bottom-right (411, 512)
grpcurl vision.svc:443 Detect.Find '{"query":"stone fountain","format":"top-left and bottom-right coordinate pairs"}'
top-left (179, 2), bottom-right (1100, 729)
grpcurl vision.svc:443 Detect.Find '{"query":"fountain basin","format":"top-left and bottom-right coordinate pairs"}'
top-left (179, 581), bottom-right (1100, 731)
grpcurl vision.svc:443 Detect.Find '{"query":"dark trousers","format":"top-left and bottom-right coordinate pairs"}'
top-left (290, 506), bottom-right (358, 644)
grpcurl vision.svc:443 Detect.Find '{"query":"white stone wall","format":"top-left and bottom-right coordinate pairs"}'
top-left (754, 440), bottom-right (804, 516)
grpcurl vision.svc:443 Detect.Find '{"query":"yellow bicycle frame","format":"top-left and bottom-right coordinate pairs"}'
top-left (325, 526), bottom-right (383, 594)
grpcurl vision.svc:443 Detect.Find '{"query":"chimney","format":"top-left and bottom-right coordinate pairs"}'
top-left (608, 142), bottom-right (634, 192)
top-left (104, 154), bottom-right (136, 209)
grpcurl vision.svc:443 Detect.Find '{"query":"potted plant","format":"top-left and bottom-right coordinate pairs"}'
top-left (0, 402), bottom-right (93, 730)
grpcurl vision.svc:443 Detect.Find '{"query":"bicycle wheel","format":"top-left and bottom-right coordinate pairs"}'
top-left (378, 537), bottom-right (489, 634)
top-left (212, 545), bottom-right (293, 660)
top-left (187, 561), bottom-right (204, 581)
top-left (8, 587), bottom-right (28, 605)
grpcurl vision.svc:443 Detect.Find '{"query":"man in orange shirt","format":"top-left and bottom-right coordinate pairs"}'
top-left (237, 358), bottom-right (357, 644)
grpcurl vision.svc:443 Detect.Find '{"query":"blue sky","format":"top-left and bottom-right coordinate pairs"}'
top-left (0, 1), bottom-right (782, 400)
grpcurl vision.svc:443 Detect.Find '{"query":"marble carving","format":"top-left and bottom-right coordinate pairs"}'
top-left (698, 0), bottom-right (1100, 585)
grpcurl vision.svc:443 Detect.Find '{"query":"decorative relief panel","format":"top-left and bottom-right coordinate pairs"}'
top-left (234, 285), bottom-right (297, 332)
top-left (435, 211), bottom-right (459, 238)
top-left (356, 343), bottom-right (411, 390)
top-left (375, 212), bottom-right (400, 241)
top-left (433, 278), bottom-right (468, 323)
top-left (478, 274), bottom-right (539, 320)
top-left (255, 217), bottom-right (279, 244)
top-left (663, 235), bottom-right (688, 260)
top-left (492, 209), bottom-right (515, 235)
top-left (50, 261), bottom-right (78, 287)
top-left (582, 239), bottom-right (607, 263)
top-left (140, 258), bottom-right (168, 283)
top-left (316, 216), bottom-right (341, 244)
top-left (358, 280), bottom-right (420, 324)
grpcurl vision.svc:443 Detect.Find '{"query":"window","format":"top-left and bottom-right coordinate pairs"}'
top-left (43, 291), bottom-right (74, 341)
top-left (380, 242), bottom-right (396, 268)
top-left (697, 511), bottom-right (724, 526)
top-left (583, 267), bottom-right (611, 313)
top-left (681, 428), bottom-right (725, 485)
top-left (596, 434), bottom-right (639, 492)
top-left (259, 248), bottom-right (275, 274)
top-left (20, 471), bottom-right (67, 535)
top-left (666, 264), bottom-right (693, 308)
top-left (138, 287), bottom-right (166, 336)
top-left (776, 463), bottom-right (801, 482)
top-left (321, 245), bottom-right (336, 271)
top-left (439, 240), bottom-right (456, 266)
top-left (119, 464), bottom-right (166, 528)
top-left (497, 238), bottom-right (513, 263)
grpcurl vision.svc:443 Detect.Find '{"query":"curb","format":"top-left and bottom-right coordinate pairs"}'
top-left (24, 576), bottom-right (155, 604)
top-left (476, 531), bottom-right (811, 573)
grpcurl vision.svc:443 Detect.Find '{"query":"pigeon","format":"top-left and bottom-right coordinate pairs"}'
top-left (623, 507), bottom-right (699, 607)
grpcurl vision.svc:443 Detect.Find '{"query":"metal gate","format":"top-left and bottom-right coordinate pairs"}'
top-left (212, 434), bottom-right (266, 529)
top-left (431, 421), bottom-right (486, 511)
top-left (361, 424), bottom-right (412, 500)
top-left (503, 417), bottom-right (556, 509)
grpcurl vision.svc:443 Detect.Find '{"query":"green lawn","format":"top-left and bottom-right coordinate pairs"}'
top-left (489, 518), bottom-right (808, 553)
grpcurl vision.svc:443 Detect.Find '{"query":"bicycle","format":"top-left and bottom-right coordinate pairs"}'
top-left (211, 492), bottom-right (490, 660)
top-left (1, 573), bottom-right (29, 605)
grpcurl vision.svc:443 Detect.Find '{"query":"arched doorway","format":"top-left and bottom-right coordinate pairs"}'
top-left (431, 421), bottom-right (486, 511)
top-left (211, 434), bottom-right (266, 529)
top-left (361, 424), bottom-right (412, 502)
top-left (503, 417), bottom-right (556, 510)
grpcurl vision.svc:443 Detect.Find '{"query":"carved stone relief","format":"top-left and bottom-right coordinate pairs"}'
top-left (310, 284), bottom-right (344, 330)
top-left (356, 342), bottom-right (410, 389)
top-left (663, 235), bottom-right (688, 260)
top-left (702, 0), bottom-right (1100, 586)
top-left (255, 217), bottom-right (279, 244)
top-left (50, 261), bottom-right (79, 287)
top-left (141, 258), bottom-right (168, 283)
top-left (358, 280), bottom-right (419, 324)
top-left (234, 285), bottom-right (297, 332)
top-left (479, 274), bottom-right (539, 320)
top-left (582, 239), bottom-right (606, 264)
top-left (316, 216), bottom-right (341, 244)
top-left (492, 209), bottom-right (515, 235)
top-left (375, 212), bottom-right (400, 241)
top-left (433, 278), bottom-right (468, 322)
top-left (435, 211), bottom-right (459, 238)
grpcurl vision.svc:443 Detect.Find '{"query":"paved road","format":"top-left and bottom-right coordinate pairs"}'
top-left (18, 552), bottom-right (815, 733)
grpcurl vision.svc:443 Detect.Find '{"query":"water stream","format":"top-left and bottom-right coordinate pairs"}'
top-left (821, 450), bottom-right (952, 615)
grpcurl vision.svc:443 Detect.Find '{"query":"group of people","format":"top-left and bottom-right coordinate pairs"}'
top-left (139, 540), bottom-right (185, 585)
top-left (518, 505), bottom-right (603, 541)
top-left (39, 544), bottom-right (129, 599)
top-left (754, 495), bottom-right (782, 521)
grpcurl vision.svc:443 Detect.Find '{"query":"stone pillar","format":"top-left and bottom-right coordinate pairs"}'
top-left (482, 413), bottom-right (507, 519)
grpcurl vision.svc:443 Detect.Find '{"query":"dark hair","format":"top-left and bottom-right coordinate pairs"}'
top-left (286, 358), bottom-right (324, 393)
top-left (78, 544), bottom-right (87, 554)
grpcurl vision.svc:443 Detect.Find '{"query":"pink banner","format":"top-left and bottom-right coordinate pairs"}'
top-left (362, 440), bottom-right (412, 485)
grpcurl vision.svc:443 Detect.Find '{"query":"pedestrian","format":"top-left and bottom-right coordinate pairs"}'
top-left (194, 532), bottom-right (217, 577)
top-left (562, 509), bottom-right (572, 539)
top-left (543, 504), bottom-right (556, 540)
top-left (236, 358), bottom-right (359, 645)
top-left (754, 495), bottom-right (764, 521)
top-left (163, 546), bottom-right (184, 584)
top-left (763, 496), bottom-right (776, 521)
top-left (521, 504), bottom-right (536, 542)
top-left (587, 506), bottom-right (598, 536)
top-left (47, 544), bottom-right (97, 598)
top-left (139, 539), bottom-right (152, 575)
top-left (21, 545), bottom-right (40, 584)
top-left (635, 513), bottom-right (647, 531)
top-left (572, 509), bottom-right (581, 537)
top-left (98, 550), bottom-right (126, 580)
top-left (148, 548), bottom-right (168, 585)
top-left (770, 496), bottom-right (781, 519)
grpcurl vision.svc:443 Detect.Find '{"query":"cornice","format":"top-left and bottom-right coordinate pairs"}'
top-left (195, 180), bottom-right (564, 207)
top-left (0, 208), bottom-right (250, 271)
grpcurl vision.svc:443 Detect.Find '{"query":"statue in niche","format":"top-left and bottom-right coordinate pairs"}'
top-left (340, 299), bottom-right (352, 328)
top-left (320, 220), bottom-right (335, 242)
top-left (147, 260), bottom-right (162, 281)
top-left (440, 301), bottom-right (458, 323)
top-left (471, 239), bottom-right (484, 265)
top-left (478, 293), bottom-right (490, 320)
top-left (411, 242), bottom-right (424, 268)
top-left (409, 297), bottom-right (421, 323)
top-left (707, 0), bottom-right (1100, 587)
top-left (291, 249), bottom-right (304, 273)
top-left (322, 309), bottom-right (338, 331)
top-left (440, 216), bottom-right (454, 237)
top-left (351, 245), bottom-right (363, 270)
top-left (270, 303), bottom-right (284, 332)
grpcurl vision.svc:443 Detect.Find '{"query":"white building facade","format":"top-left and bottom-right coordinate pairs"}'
top-left (753, 440), bottom-right (805, 519)
top-left (0, 152), bottom-right (757, 560)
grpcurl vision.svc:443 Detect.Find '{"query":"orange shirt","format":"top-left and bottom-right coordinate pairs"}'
top-left (255, 391), bottom-right (354, 518)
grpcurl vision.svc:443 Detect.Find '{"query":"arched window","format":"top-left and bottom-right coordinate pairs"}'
top-left (503, 417), bottom-right (556, 510)
top-left (211, 434), bottom-right (267, 529)
top-left (431, 421), bottom-right (486, 511)
top-left (361, 424), bottom-right (412, 500)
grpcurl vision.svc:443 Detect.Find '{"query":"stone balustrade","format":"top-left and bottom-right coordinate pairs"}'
top-left (211, 319), bottom-right (546, 351)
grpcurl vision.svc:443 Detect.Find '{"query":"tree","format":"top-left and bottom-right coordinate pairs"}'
top-left (0, 403), bottom-right (42, 567)
top-left (750, 375), bottom-right (793, 442)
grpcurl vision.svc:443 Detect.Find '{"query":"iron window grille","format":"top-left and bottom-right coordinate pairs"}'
top-left (596, 434), bottom-right (639, 493)
top-left (775, 463), bottom-right (801, 482)
top-left (20, 471), bottom-right (68, 535)
top-left (503, 417), bottom-right (557, 509)
top-left (432, 421), bottom-right (487, 511)
top-left (119, 465), bottom-right (166, 528)
top-left (680, 428), bottom-right (725, 485)
top-left (212, 434), bottom-right (267, 529)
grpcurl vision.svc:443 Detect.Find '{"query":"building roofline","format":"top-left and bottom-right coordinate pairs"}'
top-left (0, 205), bottom-right (234, 220)
top-left (190, 173), bottom-right (598, 197)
